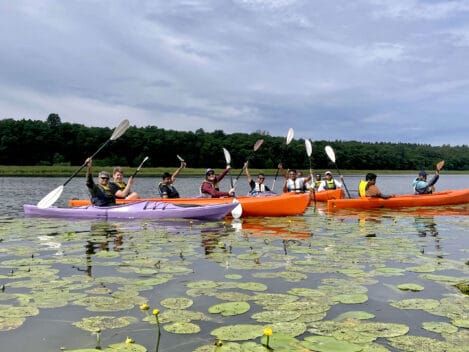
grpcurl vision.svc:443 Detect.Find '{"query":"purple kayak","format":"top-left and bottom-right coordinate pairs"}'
top-left (24, 201), bottom-right (239, 221)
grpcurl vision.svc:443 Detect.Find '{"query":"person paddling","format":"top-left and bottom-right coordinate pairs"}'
top-left (85, 157), bottom-right (116, 206)
top-left (200, 166), bottom-right (235, 198)
top-left (413, 170), bottom-right (439, 194)
top-left (244, 161), bottom-right (271, 195)
top-left (358, 173), bottom-right (393, 199)
top-left (158, 160), bottom-right (186, 198)
top-left (110, 166), bottom-right (140, 200)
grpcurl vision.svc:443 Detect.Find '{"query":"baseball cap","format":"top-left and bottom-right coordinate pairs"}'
top-left (325, 171), bottom-right (332, 176)
top-left (205, 168), bottom-right (214, 175)
top-left (419, 170), bottom-right (427, 177)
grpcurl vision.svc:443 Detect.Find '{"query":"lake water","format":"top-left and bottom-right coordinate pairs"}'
top-left (1, 174), bottom-right (469, 351)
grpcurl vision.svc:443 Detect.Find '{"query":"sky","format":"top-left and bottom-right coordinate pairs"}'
top-left (1, 0), bottom-right (469, 146)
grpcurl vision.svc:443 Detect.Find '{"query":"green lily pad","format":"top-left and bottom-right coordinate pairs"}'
top-left (422, 321), bottom-right (458, 334)
top-left (237, 282), bottom-right (268, 292)
top-left (211, 324), bottom-right (263, 341)
top-left (397, 283), bottom-right (424, 292)
top-left (389, 298), bottom-right (440, 310)
top-left (73, 315), bottom-right (138, 332)
top-left (333, 293), bottom-right (368, 304)
top-left (0, 316), bottom-right (26, 331)
top-left (303, 335), bottom-right (363, 351)
top-left (251, 310), bottom-right (301, 323)
top-left (163, 321), bottom-right (200, 334)
top-left (333, 310), bottom-right (376, 321)
top-left (208, 301), bottom-right (250, 316)
top-left (160, 297), bottom-right (193, 309)
top-left (387, 335), bottom-right (463, 352)
top-left (224, 274), bottom-right (243, 280)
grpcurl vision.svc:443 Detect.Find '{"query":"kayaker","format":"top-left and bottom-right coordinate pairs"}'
top-left (317, 171), bottom-right (343, 192)
top-left (244, 161), bottom-right (271, 195)
top-left (85, 157), bottom-right (117, 206)
top-left (358, 173), bottom-right (393, 199)
top-left (413, 169), bottom-right (439, 194)
top-left (110, 166), bottom-right (140, 200)
top-left (158, 160), bottom-right (186, 198)
top-left (200, 166), bottom-right (235, 198)
top-left (313, 174), bottom-right (322, 189)
top-left (279, 164), bottom-right (313, 193)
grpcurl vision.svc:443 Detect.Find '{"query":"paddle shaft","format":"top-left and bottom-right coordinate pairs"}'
top-left (130, 157), bottom-right (149, 178)
top-left (332, 164), bottom-right (351, 198)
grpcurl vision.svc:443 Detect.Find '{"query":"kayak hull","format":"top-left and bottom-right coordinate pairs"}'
top-left (24, 201), bottom-right (239, 221)
top-left (327, 189), bottom-right (469, 212)
top-left (68, 192), bottom-right (310, 217)
top-left (309, 189), bottom-right (344, 203)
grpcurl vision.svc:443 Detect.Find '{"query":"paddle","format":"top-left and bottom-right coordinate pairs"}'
top-left (305, 139), bottom-right (316, 207)
top-left (324, 145), bottom-right (351, 198)
top-left (222, 147), bottom-right (234, 188)
top-left (37, 119), bottom-right (130, 209)
top-left (234, 139), bottom-right (264, 184)
top-left (130, 156), bottom-right (149, 178)
top-left (176, 155), bottom-right (185, 162)
top-left (272, 128), bottom-right (294, 191)
top-left (436, 160), bottom-right (445, 172)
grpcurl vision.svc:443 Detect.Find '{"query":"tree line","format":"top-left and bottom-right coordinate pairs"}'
top-left (1, 114), bottom-right (469, 171)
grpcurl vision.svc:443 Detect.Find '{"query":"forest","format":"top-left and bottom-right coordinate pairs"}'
top-left (1, 114), bottom-right (469, 171)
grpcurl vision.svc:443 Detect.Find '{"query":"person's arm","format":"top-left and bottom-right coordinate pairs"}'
top-left (245, 162), bottom-right (252, 184)
top-left (304, 169), bottom-right (313, 182)
top-left (216, 165), bottom-right (231, 182)
top-left (171, 161), bottom-right (186, 182)
top-left (113, 178), bottom-right (134, 198)
top-left (317, 181), bottom-right (326, 192)
top-left (366, 184), bottom-right (393, 199)
top-left (426, 172), bottom-right (440, 188)
top-left (85, 158), bottom-right (94, 189)
top-left (278, 163), bottom-right (287, 178)
top-left (283, 179), bottom-right (288, 193)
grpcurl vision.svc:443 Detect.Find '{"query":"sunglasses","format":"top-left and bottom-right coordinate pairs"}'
top-left (207, 172), bottom-right (215, 176)
top-left (100, 177), bottom-right (109, 180)
top-left (258, 177), bottom-right (265, 180)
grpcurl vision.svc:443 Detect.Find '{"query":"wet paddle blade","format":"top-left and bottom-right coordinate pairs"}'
top-left (110, 119), bottom-right (130, 140)
top-left (223, 147), bottom-right (231, 164)
top-left (286, 128), bottom-right (295, 145)
top-left (231, 199), bottom-right (243, 219)
top-left (436, 160), bottom-right (445, 171)
top-left (305, 139), bottom-right (312, 157)
top-left (37, 185), bottom-right (64, 209)
top-left (325, 145), bottom-right (336, 163)
top-left (176, 154), bottom-right (185, 162)
top-left (253, 139), bottom-right (264, 152)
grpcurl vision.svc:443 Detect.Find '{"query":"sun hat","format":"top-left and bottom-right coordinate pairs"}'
top-left (324, 171), bottom-right (332, 176)
top-left (205, 168), bottom-right (214, 176)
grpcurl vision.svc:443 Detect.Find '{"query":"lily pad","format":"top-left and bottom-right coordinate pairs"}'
top-left (397, 283), bottom-right (424, 292)
top-left (333, 311), bottom-right (376, 321)
top-left (208, 301), bottom-right (250, 316)
top-left (422, 321), bottom-right (458, 334)
top-left (160, 297), bottom-right (193, 309)
top-left (163, 321), bottom-right (201, 334)
top-left (389, 298), bottom-right (440, 310)
top-left (211, 324), bottom-right (264, 341)
top-left (302, 335), bottom-right (363, 352)
top-left (73, 315), bottom-right (138, 332)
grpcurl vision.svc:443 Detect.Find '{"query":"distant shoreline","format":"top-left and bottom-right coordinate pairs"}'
top-left (1, 165), bottom-right (465, 177)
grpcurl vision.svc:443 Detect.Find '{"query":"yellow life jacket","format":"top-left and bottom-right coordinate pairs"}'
top-left (358, 180), bottom-right (368, 197)
top-left (114, 181), bottom-right (126, 191)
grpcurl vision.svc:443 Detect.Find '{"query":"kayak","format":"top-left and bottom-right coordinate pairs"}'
top-left (327, 189), bottom-right (469, 212)
top-left (309, 189), bottom-right (344, 202)
top-left (68, 192), bottom-right (310, 217)
top-left (24, 201), bottom-right (239, 221)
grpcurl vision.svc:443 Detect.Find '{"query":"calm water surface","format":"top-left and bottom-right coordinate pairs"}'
top-left (1, 175), bottom-right (468, 351)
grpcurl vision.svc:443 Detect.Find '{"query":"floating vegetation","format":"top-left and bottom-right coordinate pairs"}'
top-left (1, 211), bottom-right (469, 351)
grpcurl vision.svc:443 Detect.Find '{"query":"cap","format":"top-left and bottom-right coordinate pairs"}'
top-left (315, 174), bottom-right (321, 177)
top-left (419, 170), bottom-right (427, 177)
top-left (325, 171), bottom-right (332, 176)
top-left (205, 168), bottom-right (214, 175)
top-left (98, 171), bottom-right (110, 178)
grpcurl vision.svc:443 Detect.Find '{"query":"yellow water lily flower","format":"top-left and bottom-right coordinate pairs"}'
top-left (153, 308), bottom-right (160, 316)
top-left (125, 336), bottom-right (134, 344)
top-left (140, 303), bottom-right (150, 311)
top-left (263, 327), bottom-right (273, 336)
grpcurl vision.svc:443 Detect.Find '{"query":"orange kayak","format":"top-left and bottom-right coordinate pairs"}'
top-left (69, 192), bottom-right (310, 217)
top-left (327, 189), bottom-right (469, 212)
top-left (308, 189), bottom-right (344, 203)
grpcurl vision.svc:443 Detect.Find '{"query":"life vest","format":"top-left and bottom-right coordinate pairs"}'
top-left (249, 182), bottom-right (266, 195)
top-left (158, 182), bottom-right (180, 198)
top-left (358, 180), bottom-right (368, 197)
top-left (324, 180), bottom-right (337, 190)
top-left (199, 180), bottom-right (220, 198)
top-left (92, 184), bottom-right (115, 206)
top-left (113, 181), bottom-right (126, 191)
top-left (314, 180), bottom-right (322, 188)
top-left (286, 178), bottom-right (305, 193)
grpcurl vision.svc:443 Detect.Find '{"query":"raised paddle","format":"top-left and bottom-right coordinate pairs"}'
top-left (272, 128), bottom-right (294, 191)
top-left (305, 139), bottom-right (316, 207)
top-left (324, 145), bottom-right (351, 198)
top-left (234, 139), bottom-right (264, 184)
top-left (222, 147), bottom-right (234, 188)
top-left (176, 154), bottom-right (185, 162)
top-left (130, 156), bottom-right (149, 178)
top-left (436, 160), bottom-right (445, 171)
top-left (37, 119), bottom-right (130, 209)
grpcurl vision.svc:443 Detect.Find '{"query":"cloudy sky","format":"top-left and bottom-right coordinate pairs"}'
top-left (1, 0), bottom-right (469, 145)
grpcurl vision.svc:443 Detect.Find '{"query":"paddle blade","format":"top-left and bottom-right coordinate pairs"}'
top-left (223, 147), bottom-right (231, 164)
top-left (138, 156), bottom-right (150, 169)
top-left (305, 139), bottom-right (312, 157)
top-left (436, 160), bottom-right (445, 171)
top-left (231, 199), bottom-right (243, 219)
top-left (253, 139), bottom-right (264, 152)
top-left (176, 154), bottom-right (185, 162)
top-left (286, 128), bottom-right (295, 145)
top-left (325, 145), bottom-right (336, 163)
top-left (110, 119), bottom-right (130, 140)
top-left (37, 185), bottom-right (64, 209)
